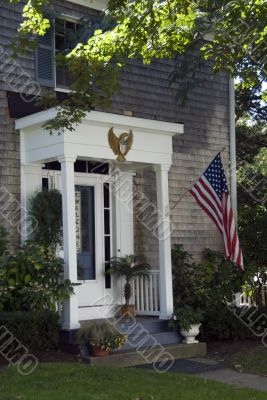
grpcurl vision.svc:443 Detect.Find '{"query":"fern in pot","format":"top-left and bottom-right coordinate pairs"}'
top-left (77, 319), bottom-right (126, 357)
top-left (106, 255), bottom-right (150, 317)
top-left (170, 305), bottom-right (203, 344)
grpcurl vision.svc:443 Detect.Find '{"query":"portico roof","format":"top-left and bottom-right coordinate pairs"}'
top-left (16, 109), bottom-right (184, 166)
top-left (65, 0), bottom-right (108, 11)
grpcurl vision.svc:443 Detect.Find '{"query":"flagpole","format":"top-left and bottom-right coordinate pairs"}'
top-left (171, 146), bottom-right (226, 210)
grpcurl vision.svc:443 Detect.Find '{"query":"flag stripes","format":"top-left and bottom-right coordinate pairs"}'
top-left (189, 153), bottom-right (244, 271)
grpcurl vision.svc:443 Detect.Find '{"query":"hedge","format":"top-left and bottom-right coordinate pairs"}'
top-left (0, 310), bottom-right (60, 350)
top-left (200, 305), bottom-right (267, 341)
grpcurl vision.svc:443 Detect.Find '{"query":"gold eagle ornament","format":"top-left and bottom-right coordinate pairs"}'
top-left (108, 127), bottom-right (133, 162)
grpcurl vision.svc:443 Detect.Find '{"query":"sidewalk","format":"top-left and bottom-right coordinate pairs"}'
top-left (137, 357), bottom-right (267, 393)
top-left (198, 366), bottom-right (267, 393)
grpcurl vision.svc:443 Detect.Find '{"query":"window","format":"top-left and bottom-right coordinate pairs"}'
top-left (36, 18), bottom-right (82, 89)
top-left (42, 177), bottom-right (49, 191)
top-left (43, 160), bottom-right (109, 175)
top-left (104, 183), bottom-right (112, 288)
top-left (36, 24), bottom-right (55, 87)
top-left (36, 15), bottom-right (109, 89)
top-left (76, 186), bottom-right (96, 280)
top-left (55, 19), bottom-right (81, 89)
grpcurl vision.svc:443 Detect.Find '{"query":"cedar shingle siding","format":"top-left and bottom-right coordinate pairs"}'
top-left (0, 0), bottom-right (229, 263)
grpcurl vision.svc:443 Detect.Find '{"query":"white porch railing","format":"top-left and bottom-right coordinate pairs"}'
top-left (132, 270), bottom-right (160, 316)
top-left (238, 292), bottom-right (252, 307)
top-left (237, 285), bottom-right (267, 307)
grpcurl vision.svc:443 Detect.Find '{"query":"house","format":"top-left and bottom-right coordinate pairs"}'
top-left (0, 1), bottom-right (236, 335)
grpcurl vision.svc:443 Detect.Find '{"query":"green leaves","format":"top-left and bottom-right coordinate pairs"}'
top-left (20, 0), bottom-right (50, 36)
top-left (236, 118), bottom-right (267, 305)
top-left (29, 189), bottom-right (63, 250)
top-left (8, 0), bottom-right (267, 132)
top-left (106, 254), bottom-right (151, 305)
top-left (10, 0), bottom-right (50, 55)
top-left (24, 274), bottom-right (32, 283)
top-left (0, 225), bottom-right (9, 257)
top-left (171, 305), bottom-right (203, 331)
top-left (171, 244), bottom-right (251, 339)
top-left (200, 0), bottom-right (267, 85)
top-left (0, 310), bottom-right (60, 350)
top-left (172, 244), bottom-right (245, 310)
top-left (0, 243), bottom-right (75, 312)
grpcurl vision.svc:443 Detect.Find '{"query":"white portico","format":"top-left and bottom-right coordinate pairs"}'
top-left (16, 109), bottom-right (184, 330)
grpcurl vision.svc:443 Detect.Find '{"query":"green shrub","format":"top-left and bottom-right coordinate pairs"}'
top-left (0, 225), bottom-right (9, 256)
top-left (170, 305), bottom-right (203, 331)
top-left (172, 245), bottom-right (244, 310)
top-left (0, 243), bottom-right (75, 312)
top-left (171, 244), bottom-right (197, 305)
top-left (171, 244), bottom-right (251, 341)
top-left (30, 189), bottom-right (63, 250)
top-left (200, 304), bottom-right (252, 341)
top-left (0, 310), bottom-right (60, 350)
top-left (196, 249), bottom-right (255, 340)
top-left (194, 248), bottom-right (245, 310)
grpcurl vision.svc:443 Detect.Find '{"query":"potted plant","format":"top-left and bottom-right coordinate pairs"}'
top-left (106, 255), bottom-right (151, 317)
top-left (77, 319), bottom-right (126, 357)
top-left (169, 305), bottom-right (203, 344)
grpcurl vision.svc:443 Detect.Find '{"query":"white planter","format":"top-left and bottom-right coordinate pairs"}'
top-left (180, 324), bottom-right (201, 344)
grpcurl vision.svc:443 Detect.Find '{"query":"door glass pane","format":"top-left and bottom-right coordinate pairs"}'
top-left (104, 209), bottom-right (110, 235)
top-left (105, 236), bottom-right (111, 289)
top-left (104, 183), bottom-right (110, 208)
top-left (104, 182), bottom-right (111, 289)
top-left (75, 186), bottom-right (95, 280)
top-left (42, 178), bottom-right (49, 191)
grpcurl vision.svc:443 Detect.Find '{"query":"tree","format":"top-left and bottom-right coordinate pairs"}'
top-left (236, 82), bottom-right (267, 123)
top-left (9, 0), bottom-right (267, 132)
top-left (236, 119), bottom-right (267, 304)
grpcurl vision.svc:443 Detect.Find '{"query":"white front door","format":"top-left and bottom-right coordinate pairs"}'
top-left (42, 165), bottom-right (136, 320)
top-left (47, 170), bottom-right (111, 315)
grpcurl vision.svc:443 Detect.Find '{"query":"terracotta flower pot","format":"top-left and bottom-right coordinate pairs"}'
top-left (121, 304), bottom-right (135, 318)
top-left (91, 345), bottom-right (110, 357)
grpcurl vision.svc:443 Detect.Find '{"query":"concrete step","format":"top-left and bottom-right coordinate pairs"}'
top-left (59, 317), bottom-right (180, 355)
top-left (83, 343), bottom-right (207, 368)
top-left (119, 331), bottom-right (181, 351)
top-left (115, 317), bottom-right (182, 350)
top-left (116, 317), bottom-right (170, 335)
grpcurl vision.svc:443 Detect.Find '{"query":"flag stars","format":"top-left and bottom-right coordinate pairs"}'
top-left (203, 154), bottom-right (229, 198)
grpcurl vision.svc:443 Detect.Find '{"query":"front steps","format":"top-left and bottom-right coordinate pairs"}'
top-left (84, 343), bottom-right (207, 368)
top-left (115, 317), bottom-right (181, 351)
top-left (81, 317), bottom-right (206, 367)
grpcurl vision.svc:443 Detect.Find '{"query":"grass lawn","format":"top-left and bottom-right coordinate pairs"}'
top-left (227, 345), bottom-right (267, 376)
top-left (208, 340), bottom-right (267, 376)
top-left (0, 363), bottom-right (266, 400)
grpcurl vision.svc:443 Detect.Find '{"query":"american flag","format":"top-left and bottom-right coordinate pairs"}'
top-left (190, 153), bottom-right (244, 271)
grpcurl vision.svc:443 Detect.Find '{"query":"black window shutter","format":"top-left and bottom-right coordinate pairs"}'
top-left (35, 24), bottom-right (55, 87)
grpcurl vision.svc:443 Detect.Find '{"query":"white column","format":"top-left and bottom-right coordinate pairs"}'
top-left (58, 155), bottom-right (80, 330)
top-left (154, 164), bottom-right (173, 319)
top-left (116, 171), bottom-right (135, 255)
